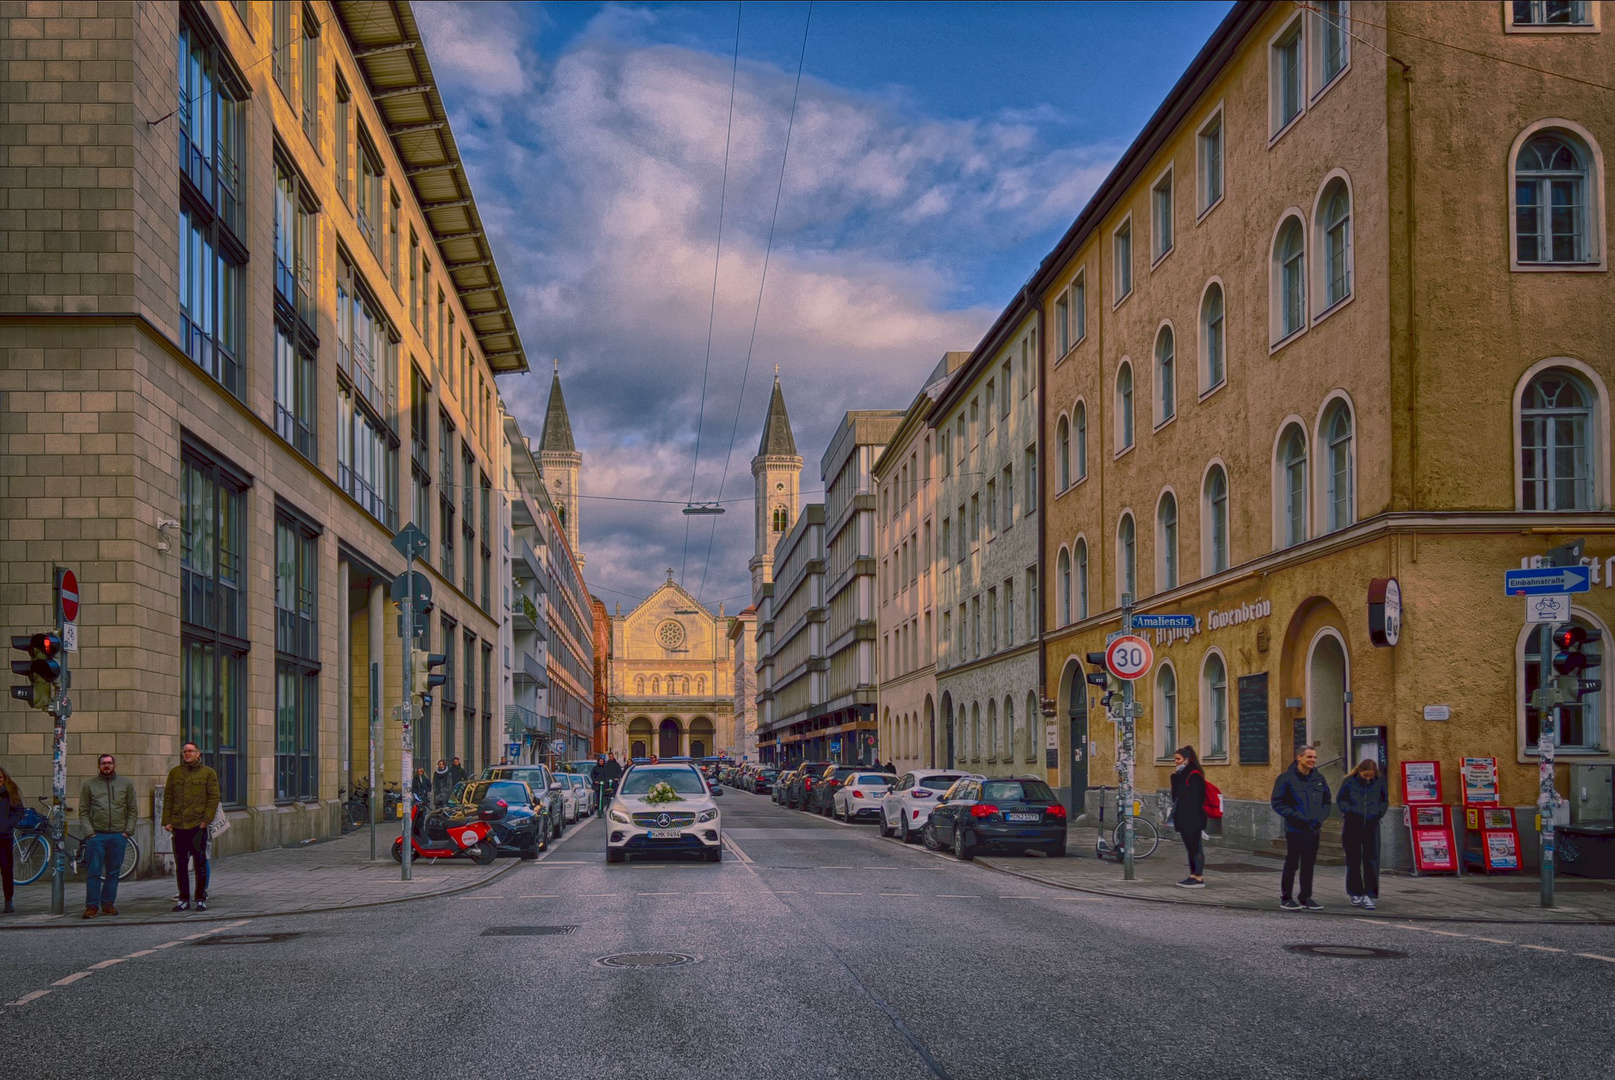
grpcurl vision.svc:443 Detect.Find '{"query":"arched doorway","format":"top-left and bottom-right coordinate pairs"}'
top-left (629, 717), bottom-right (652, 761)
top-left (689, 716), bottom-right (714, 759)
top-left (924, 695), bottom-right (935, 768)
top-left (658, 718), bottom-right (682, 759)
top-left (1060, 657), bottom-right (1089, 818)
top-left (941, 693), bottom-right (954, 768)
top-left (1307, 629), bottom-right (1350, 787)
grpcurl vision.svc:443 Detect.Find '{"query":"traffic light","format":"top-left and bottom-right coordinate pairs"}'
top-left (1084, 651), bottom-right (1110, 689)
top-left (410, 649), bottom-right (447, 707)
top-left (11, 632), bottom-right (63, 711)
top-left (1552, 625), bottom-right (1603, 699)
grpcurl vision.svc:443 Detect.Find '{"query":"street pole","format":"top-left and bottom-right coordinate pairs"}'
top-left (369, 662), bottom-right (379, 861)
top-left (1538, 621), bottom-right (1558, 909)
top-left (1118, 592), bottom-right (1136, 882)
top-left (400, 583), bottom-right (414, 882)
top-left (48, 568), bottom-right (71, 915)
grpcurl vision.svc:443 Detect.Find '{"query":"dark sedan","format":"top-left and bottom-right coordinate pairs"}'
top-left (453, 780), bottom-right (547, 858)
top-left (808, 764), bottom-right (863, 816)
top-left (751, 768), bottom-right (778, 795)
top-left (784, 762), bottom-right (833, 809)
top-left (922, 777), bottom-right (1068, 860)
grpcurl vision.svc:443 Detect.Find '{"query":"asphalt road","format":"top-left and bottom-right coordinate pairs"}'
top-left (5, 790), bottom-right (1614, 1080)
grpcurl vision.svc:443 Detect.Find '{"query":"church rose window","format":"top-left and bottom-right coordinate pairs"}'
top-left (658, 620), bottom-right (686, 650)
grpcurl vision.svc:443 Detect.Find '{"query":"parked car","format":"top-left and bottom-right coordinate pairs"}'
top-left (772, 768), bottom-right (796, 804)
top-left (809, 765), bottom-right (865, 816)
top-left (879, 770), bottom-right (972, 843)
top-left (481, 764), bottom-right (566, 840)
top-left (605, 762), bottom-right (723, 864)
top-left (784, 763), bottom-right (833, 809)
top-left (751, 768), bottom-right (778, 795)
top-left (455, 779), bottom-right (547, 858)
top-left (560, 760), bottom-right (599, 784)
top-left (563, 772), bottom-right (593, 815)
top-left (832, 771), bottom-right (895, 822)
top-left (922, 776), bottom-right (1069, 860)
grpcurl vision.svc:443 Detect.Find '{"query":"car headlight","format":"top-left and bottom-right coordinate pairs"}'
top-left (697, 808), bottom-right (719, 823)
top-left (609, 807), bottom-right (631, 824)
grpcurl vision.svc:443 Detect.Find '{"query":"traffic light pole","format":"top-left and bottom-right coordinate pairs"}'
top-left (48, 575), bottom-right (70, 916)
top-left (1539, 623), bottom-right (1559, 910)
top-left (400, 582), bottom-right (415, 883)
top-left (1118, 593), bottom-right (1136, 882)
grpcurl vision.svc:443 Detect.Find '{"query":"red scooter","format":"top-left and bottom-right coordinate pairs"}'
top-left (391, 795), bottom-right (504, 865)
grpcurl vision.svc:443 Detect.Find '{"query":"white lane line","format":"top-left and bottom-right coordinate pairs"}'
top-left (722, 834), bottom-right (755, 864)
top-left (1576, 952), bottom-right (1615, 963)
top-left (87, 959), bottom-right (127, 970)
top-left (998, 895), bottom-right (1042, 899)
top-left (579, 893), bottom-right (618, 897)
top-left (123, 949), bottom-right (158, 958)
top-left (690, 891), bottom-right (724, 895)
top-left (519, 894), bottom-right (558, 899)
top-left (1423, 930), bottom-right (1469, 938)
top-left (819, 865), bottom-right (855, 870)
top-left (181, 932), bottom-right (212, 940)
top-left (1519, 945), bottom-right (1565, 953)
top-left (936, 894), bottom-right (980, 899)
top-left (1473, 937), bottom-right (1514, 945)
top-left (152, 941), bottom-right (184, 950)
top-left (816, 891), bottom-right (862, 896)
top-left (862, 866), bottom-right (899, 870)
top-left (878, 892), bottom-right (920, 897)
top-left (459, 895), bottom-right (506, 900)
top-left (637, 892), bottom-right (679, 896)
top-left (52, 972), bottom-right (91, 987)
top-left (6, 990), bottom-right (50, 1007)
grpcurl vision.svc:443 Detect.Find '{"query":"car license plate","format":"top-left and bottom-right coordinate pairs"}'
top-left (648, 829), bottom-right (682, 839)
top-left (1006, 812), bottom-right (1039, 822)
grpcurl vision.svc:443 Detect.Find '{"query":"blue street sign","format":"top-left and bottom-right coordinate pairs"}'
top-left (1132, 614), bottom-right (1197, 630)
top-left (1504, 566), bottom-right (1590, 596)
top-left (506, 742), bottom-right (520, 758)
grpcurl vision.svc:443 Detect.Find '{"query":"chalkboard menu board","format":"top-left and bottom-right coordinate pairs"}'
top-left (1238, 673), bottom-right (1269, 765)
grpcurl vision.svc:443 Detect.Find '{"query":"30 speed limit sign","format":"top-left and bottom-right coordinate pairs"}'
top-left (1105, 634), bottom-right (1154, 681)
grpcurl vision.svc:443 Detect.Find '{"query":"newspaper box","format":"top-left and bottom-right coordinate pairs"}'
top-left (1459, 757), bottom-right (1520, 873)
top-left (1401, 761), bottom-right (1458, 875)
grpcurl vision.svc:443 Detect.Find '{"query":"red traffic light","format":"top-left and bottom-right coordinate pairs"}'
top-left (1552, 626), bottom-right (1587, 652)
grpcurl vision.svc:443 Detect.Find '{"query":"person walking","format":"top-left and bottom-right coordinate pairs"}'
top-left (449, 757), bottom-right (467, 787)
top-left (432, 759), bottom-right (453, 806)
top-left (1337, 758), bottom-right (1389, 910)
top-left (596, 751), bottom-right (623, 813)
top-left (1271, 745), bottom-right (1332, 911)
top-left (411, 765), bottom-right (430, 806)
top-left (163, 742), bottom-right (220, 913)
top-left (79, 754), bottom-right (138, 919)
top-left (1, 765), bottom-right (23, 914)
top-left (1169, 746), bottom-right (1208, 889)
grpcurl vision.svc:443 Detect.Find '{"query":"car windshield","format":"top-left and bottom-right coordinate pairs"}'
top-left (831, 766), bottom-right (861, 778)
top-left (490, 767), bottom-right (547, 788)
top-left (916, 775), bottom-right (963, 790)
top-left (759, 770), bottom-right (777, 778)
top-left (855, 774), bottom-right (891, 786)
top-left (465, 781), bottom-right (529, 805)
top-left (568, 776), bottom-right (585, 788)
top-left (619, 766), bottom-right (708, 796)
top-left (982, 780), bottom-right (1056, 802)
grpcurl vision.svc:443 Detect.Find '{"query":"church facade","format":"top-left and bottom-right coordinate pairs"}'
top-left (608, 572), bottom-right (735, 761)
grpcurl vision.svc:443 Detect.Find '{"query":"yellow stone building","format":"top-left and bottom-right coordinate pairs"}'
top-left (1036, 1), bottom-right (1615, 863)
top-left (608, 572), bottom-right (734, 761)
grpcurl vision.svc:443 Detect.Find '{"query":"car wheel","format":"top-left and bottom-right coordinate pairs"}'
top-left (922, 823), bottom-right (942, 851)
top-left (878, 812), bottom-right (892, 839)
top-left (953, 828), bottom-right (974, 862)
top-left (706, 846), bottom-right (723, 863)
top-left (606, 847), bottom-right (625, 864)
top-left (519, 842), bottom-right (540, 861)
top-left (901, 818), bottom-right (919, 844)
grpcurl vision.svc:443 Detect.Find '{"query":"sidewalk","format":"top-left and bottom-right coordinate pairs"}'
top-left (976, 826), bottom-right (1615, 925)
top-left (0, 827), bottom-right (515, 928)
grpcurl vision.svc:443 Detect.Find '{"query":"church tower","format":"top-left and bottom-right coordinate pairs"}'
top-left (539, 361), bottom-right (583, 563)
top-left (750, 373), bottom-right (803, 595)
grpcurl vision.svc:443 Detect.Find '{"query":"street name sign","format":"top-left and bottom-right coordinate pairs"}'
top-left (1131, 614), bottom-right (1196, 630)
top-left (1105, 635), bottom-right (1154, 681)
top-left (1504, 566), bottom-right (1590, 595)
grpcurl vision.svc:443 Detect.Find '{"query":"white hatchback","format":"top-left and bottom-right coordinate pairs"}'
top-left (831, 771), bottom-right (896, 823)
top-left (880, 770), bottom-right (977, 843)
top-left (605, 763), bottom-right (723, 863)
top-left (564, 772), bottom-right (593, 815)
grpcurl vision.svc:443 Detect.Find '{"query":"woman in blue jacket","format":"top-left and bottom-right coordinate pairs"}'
top-left (1336, 758), bottom-right (1389, 910)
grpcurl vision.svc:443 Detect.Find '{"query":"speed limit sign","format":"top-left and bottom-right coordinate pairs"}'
top-left (1105, 634), bottom-right (1154, 681)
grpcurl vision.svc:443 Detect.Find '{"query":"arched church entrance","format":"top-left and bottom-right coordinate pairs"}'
top-left (689, 717), bottom-right (715, 759)
top-left (629, 717), bottom-right (653, 761)
top-left (659, 718), bottom-right (682, 759)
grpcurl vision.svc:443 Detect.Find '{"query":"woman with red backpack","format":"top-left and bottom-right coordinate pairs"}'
top-left (1169, 745), bottom-right (1208, 888)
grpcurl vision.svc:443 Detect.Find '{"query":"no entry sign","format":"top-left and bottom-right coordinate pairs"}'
top-left (1105, 634), bottom-right (1153, 681)
top-left (57, 569), bottom-right (78, 623)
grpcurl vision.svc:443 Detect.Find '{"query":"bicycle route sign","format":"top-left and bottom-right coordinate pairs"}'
top-left (1105, 634), bottom-right (1154, 681)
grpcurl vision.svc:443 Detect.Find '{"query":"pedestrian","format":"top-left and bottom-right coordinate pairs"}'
top-left (1, 765), bottom-right (23, 914)
top-left (163, 741), bottom-right (220, 914)
top-left (1270, 745), bottom-right (1332, 911)
top-left (79, 753), bottom-right (138, 919)
top-left (432, 759), bottom-right (452, 806)
top-left (1337, 758), bottom-right (1389, 911)
top-left (1169, 745), bottom-right (1207, 889)
top-left (882, 761), bottom-right (896, 774)
top-left (449, 757), bottom-right (466, 787)
top-left (412, 765), bottom-right (430, 805)
top-left (499, 756), bottom-right (510, 766)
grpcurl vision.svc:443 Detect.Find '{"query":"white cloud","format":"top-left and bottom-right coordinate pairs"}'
top-left (413, 2), bottom-right (527, 96)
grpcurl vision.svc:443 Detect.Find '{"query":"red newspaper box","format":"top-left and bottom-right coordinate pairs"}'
top-left (1402, 761), bottom-right (1458, 874)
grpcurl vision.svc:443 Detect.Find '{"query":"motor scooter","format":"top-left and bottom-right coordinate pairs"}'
top-left (391, 794), bottom-right (504, 865)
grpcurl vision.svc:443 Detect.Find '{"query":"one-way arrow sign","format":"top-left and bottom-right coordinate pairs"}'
top-left (1504, 565), bottom-right (1591, 596)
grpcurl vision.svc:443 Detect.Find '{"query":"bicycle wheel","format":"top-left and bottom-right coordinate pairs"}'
top-left (15, 833), bottom-right (50, 885)
top-left (119, 837), bottom-right (139, 880)
top-left (1106, 819), bottom-right (1160, 861)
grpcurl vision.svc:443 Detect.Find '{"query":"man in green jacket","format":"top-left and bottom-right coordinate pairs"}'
top-left (162, 742), bottom-right (220, 913)
top-left (78, 754), bottom-right (137, 919)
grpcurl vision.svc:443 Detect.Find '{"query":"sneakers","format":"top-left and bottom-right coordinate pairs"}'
top-left (1177, 877), bottom-right (1206, 889)
top-left (1349, 895), bottom-right (1363, 907)
top-left (100, 905), bottom-right (119, 916)
top-left (82, 906), bottom-right (98, 919)
top-left (1361, 897), bottom-right (1377, 911)
top-left (3, 900), bottom-right (14, 914)
top-left (194, 900), bottom-right (208, 912)
top-left (172, 901), bottom-right (190, 912)
top-left (1303, 899), bottom-right (1325, 911)
top-left (1280, 898), bottom-right (1302, 911)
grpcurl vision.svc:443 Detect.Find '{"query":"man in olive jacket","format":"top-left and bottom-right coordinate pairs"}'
top-left (79, 753), bottom-right (138, 918)
top-left (163, 742), bottom-right (220, 912)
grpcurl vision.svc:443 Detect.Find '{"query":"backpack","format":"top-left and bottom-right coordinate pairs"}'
top-left (1203, 777), bottom-right (1224, 819)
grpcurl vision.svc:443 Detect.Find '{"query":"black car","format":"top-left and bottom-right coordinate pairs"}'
top-left (481, 764), bottom-right (566, 840)
top-left (922, 777), bottom-right (1068, 860)
top-left (772, 768), bottom-right (796, 804)
top-left (456, 779), bottom-right (547, 858)
top-left (784, 762), bottom-right (833, 809)
top-left (808, 765), bottom-right (864, 816)
top-left (751, 768), bottom-right (778, 795)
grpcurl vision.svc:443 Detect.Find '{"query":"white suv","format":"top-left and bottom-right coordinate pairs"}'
top-left (605, 763), bottom-right (722, 864)
top-left (880, 770), bottom-right (976, 843)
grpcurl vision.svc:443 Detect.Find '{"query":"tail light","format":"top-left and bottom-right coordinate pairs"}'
top-left (852, 790), bottom-right (864, 798)
top-left (1045, 803), bottom-right (1067, 819)
top-left (804, 780), bottom-right (813, 791)
top-left (969, 804), bottom-right (999, 819)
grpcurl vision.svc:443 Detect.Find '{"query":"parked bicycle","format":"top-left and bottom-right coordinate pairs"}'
top-left (1091, 786), bottom-right (1159, 862)
top-left (14, 797), bottom-right (140, 885)
top-left (341, 778), bottom-right (401, 830)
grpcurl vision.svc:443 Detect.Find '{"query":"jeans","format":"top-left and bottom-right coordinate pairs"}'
top-left (84, 832), bottom-right (127, 909)
top-left (1, 833), bottom-right (13, 902)
top-left (1282, 826), bottom-right (1320, 903)
top-left (1178, 826), bottom-right (1204, 877)
top-left (1343, 815), bottom-right (1381, 898)
top-left (173, 826), bottom-right (209, 902)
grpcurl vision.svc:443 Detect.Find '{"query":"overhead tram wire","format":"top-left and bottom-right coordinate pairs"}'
top-left (695, 1), bottom-right (814, 603)
top-left (678, 2), bottom-right (745, 586)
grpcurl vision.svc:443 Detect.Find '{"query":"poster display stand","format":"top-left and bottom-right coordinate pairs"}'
top-left (1460, 757), bottom-right (1520, 873)
top-left (1401, 761), bottom-right (1459, 875)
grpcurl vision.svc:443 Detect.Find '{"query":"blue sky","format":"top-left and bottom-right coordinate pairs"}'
top-left (416, 1), bottom-right (1233, 612)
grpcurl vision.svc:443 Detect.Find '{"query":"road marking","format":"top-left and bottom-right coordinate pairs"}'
top-left (1519, 944), bottom-right (1565, 953)
top-left (52, 972), bottom-right (92, 986)
top-left (936, 894), bottom-right (980, 899)
top-left (637, 891), bottom-right (679, 896)
top-left (816, 891), bottom-right (862, 896)
top-left (579, 893), bottom-right (619, 897)
top-left (1576, 952), bottom-right (1615, 963)
top-left (123, 949), bottom-right (158, 958)
top-left (182, 931), bottom-right (213, 940)
top-left (1423, 929), bottom-right (1468, 938)
top-left (518, 894), bottom-right (558, 899)
top-left (691, 891), bottom-right (724, 895)
top-left (998, 895), bottom-right (1042, 899)
top-left (878, 892), bottom-right (920, 897)
top-left (87, 959), bottom-right (127, 970)
top-left (722, 834), bottom-right (755, 864)
top-left (6, 991), bottom-right (50, 1007)
top-left (152, 941), bottom-right (183, 949)
top-left (863, 866), bottom-right (900, 870)
top-left (459, 895), bottom-right (506, 900)
top-left (819, 865), bottom-right (855, 870)
top-left (1473, 937), bottom-right (1514, 945)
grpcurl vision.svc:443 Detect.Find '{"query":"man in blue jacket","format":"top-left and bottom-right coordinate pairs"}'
top-left (1271, 745), bottom-right (1332, 911)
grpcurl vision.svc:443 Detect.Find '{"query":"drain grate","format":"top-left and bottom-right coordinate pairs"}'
top-left (482, 925), bottom-right (578, 937)
top-left (1285, 944), bottom-right (1406, 960)
top-left (594, 952), bottom-right (698, 968)
top-left (192, 932), bottom-right (303, 946)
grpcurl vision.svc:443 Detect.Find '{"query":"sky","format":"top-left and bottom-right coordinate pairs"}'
top-left (414, 0), bottom-right (1234, 617)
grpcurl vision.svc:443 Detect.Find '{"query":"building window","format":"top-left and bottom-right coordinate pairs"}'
top-left (1002, 361), bottom-right (1013, 416)
top-left (272, 0), bottom-right (293, 97)
top-left (1058, 549), bottom-right (1071, 627)
top-left (1025, 567), bottom-right (1039, 640)
top-left (337, 389), bottom-right (398, 529)
top-left (337, 258), bottom-right (396, 417)
top-left (1155, 325), bottom-right (1175, 424)
top-left (1514, 132), bottom-right (1594, 265)
top-left (1113, 219), bottom-right (1133, 302)
top-left (1271, 18), bottom-right (1304, 135)
top-left (1057, 417), bottom-right (1071, 489)
top-left (1524, 619), bottom-right (1603, 750)
top-left (388, 189), bottom-right (401, 290)
top-left (1520, 368), bottom-right (1595, 510)
top-left (1157, 491), bottom-right (1178, 591)
top-left (273, 325), bottom-right (316, 459)
top-left (181, 443), bottom-right (249, 807)
top-left (1197, 109), bottom-right (1223, 214)
top-left (1201, 281), bottom-right (1226, 391)
top-left (1318, 179), bottom-right (1353, 310)
top-left (1323, 401), bottom-right (1355, 532)
top-left (300, 2), bottom-right (319, 144)
top-left (1204, 465), bottom-right (1230, 574)
top-left (1074, 402), bottom-right (1088, 480)
top-left (1275, 217), bottom-right (1307, 340)
top-left (1024, 446), bottom-right (1037, 514)
top-left (1152, 169), bottom-right (1174, 262)
top-left (1314, 1), bottom-right (1348, 92)
top-left (1055, 293), bottom-right (1070, 356)
top-left (1512, 0), bottom-right (1592, 26)
top-left (1073, 274), bottom-right (1087, 343)
top-left (1118, 513), bottom-right (1136, 602)
top-left (357, 131), bottom-right (384, 253)
top-left (1002, 465), bottom-right (1014, 530)
top-left (334, 79), bottom-right (350, 202)
top-left (985, 479), bottom-right (997, 537)
top-left (987, 588), bottom-right (998, 653)
top-left (1279, 424), bottom-right (1309, 548)
top-left (274, 511), bottom-right (319, 803)
top-left (1203, 651), bottom-right (1228, 758)
top-left (1156, 664), bottom-right (1178, 759)
top-left (1116, 362), bottom-right (1135, 451)
top-left (1075, 539), bottom-right (1089, 621)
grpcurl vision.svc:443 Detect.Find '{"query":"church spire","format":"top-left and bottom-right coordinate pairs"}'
top-left (538, 360), bottom-right (583, 562)
top-left (541, 360), bottom-right (576, 454)
top-left (757, 372), bottom-right (797, 458)
top-left (750, 372), bottom-right (803, 596)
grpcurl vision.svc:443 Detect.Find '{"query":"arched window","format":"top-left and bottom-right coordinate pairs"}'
top-left (1275, 217), bottom-right (1306, 339)
top-left (1057, 548), bottom-right (1072, 626)
top-left (971, 702), bottom-right (981, 762)
top-left (1515, 133), bottom-right (1592, 265)
top-left (1322, 401), bottom-right (1355, 531)
top-left (1203, 651), bottom-right (1228, 758)
top-left (1319, 179), bottom-right (1352, 308)
top-left (1279, 425), bottom-right (1309, 548)
top-left (1203, 465), bottom-right (1229, 574)
top-left (987, 699), bottom-right (998, 758)
top-left (1156, 663), bottom-right (1178, 759)
top-left (1522, 368), bottom-right (1594, 510)
top-left (1157, 491), bottom-right (1178, 591)
top-left (1118, 513), bottom-right (1136, 601)
top-left (1201, 282), bottom-right (1225, 391)
top-left (1057, 416), bottom-right (1071, 489)
top-left (1075, 538), bottom-right (1089, 621)
top-left (1003, 696), bottom-right (1015, 766)
top-left (773, 505), bottom-right (788, 532)
top-left (1116, 363), bottom-right (1135, 451)
top-left (1524, 618), bottom-right (1603, 750)
top-left (1155, 325), bottom-right (1176, 423)
top-left (1074, 402), bottom-right (1088, 480)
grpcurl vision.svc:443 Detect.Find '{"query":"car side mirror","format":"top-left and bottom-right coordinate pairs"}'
top-left (710, 785), bottom-right (724, 796)
top-left (549, 782), bottom-right (563, 791)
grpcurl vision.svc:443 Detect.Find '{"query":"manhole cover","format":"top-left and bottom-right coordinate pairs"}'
top-left (1285, 944), bottom-right (1406, 959)
top-left (192, 932), bottom-right (303, 946)
top-left (482, 925), bottom-right (577, 937)
top-left (593, 952), bottom-right (699, 968)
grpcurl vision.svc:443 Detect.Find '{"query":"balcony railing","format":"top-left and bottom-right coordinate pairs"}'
top-left (514, 650), bottom-right (548, 688)
top-left (505, 702), bottom-right (543, 734)
top-left (512, 540), bottom-right (547, 593)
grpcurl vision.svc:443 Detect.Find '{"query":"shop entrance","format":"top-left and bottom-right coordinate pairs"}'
top-left (1308, 630), bottom-right (1350, 788)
